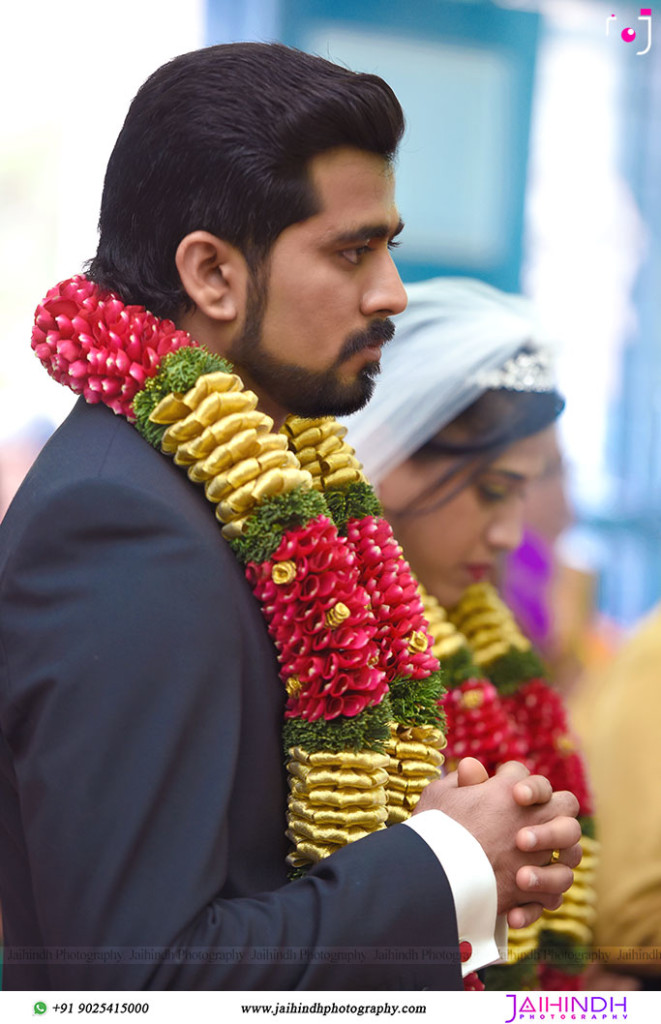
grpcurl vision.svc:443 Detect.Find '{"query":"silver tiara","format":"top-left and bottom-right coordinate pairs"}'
top-left (474, 348), bottom-right (555, 393)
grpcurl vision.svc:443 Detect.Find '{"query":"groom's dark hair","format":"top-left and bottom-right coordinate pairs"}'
top-left (87, 42), bottom-right (404, 318)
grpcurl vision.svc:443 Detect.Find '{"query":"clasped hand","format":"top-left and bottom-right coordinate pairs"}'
top-left (413, 757), bottom-right (582, 929)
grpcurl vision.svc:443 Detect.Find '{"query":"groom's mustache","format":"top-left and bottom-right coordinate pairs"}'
top-left (339, 319), bottom-right (396, 362)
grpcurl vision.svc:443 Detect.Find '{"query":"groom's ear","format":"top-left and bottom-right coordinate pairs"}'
top-left (175, 231), bottom-right (250, 325)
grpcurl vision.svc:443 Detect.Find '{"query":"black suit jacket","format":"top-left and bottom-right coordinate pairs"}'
top-left (0, 399), bottom-right (461, 990)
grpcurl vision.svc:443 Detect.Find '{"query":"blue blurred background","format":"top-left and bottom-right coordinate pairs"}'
top-left (1, 0), bottom-right (659, 631)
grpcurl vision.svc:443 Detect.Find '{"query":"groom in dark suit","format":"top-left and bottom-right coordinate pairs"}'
top-left (0, 43), bottom-right (580, 991)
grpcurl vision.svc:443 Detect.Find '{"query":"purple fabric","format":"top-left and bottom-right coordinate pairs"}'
top-left (503, 529), bottom-right (553, 649)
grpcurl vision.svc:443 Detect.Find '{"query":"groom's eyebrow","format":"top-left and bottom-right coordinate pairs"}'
top-left (328, 218), bottom-right (405, 246)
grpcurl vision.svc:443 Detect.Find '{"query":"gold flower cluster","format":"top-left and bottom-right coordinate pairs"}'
top-left (284, 416), bottom-right (365, 490)
top-left (418, 588), bottom-right (467, 661)
top-left (286, 747), bottom-right (390, 867)
top-left (450, 583), bottom-right (530, 666)
top-left (384, 723), bottom-right (446, 824)
top-left (149, 371), bottom-right (312, 537)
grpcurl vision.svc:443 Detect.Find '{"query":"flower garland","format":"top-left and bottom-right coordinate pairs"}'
top-left (420, 583), bottom-right (598, 991)
top-left (35, 275), bottom-right (594, 994)
top-left (283, 421), bottom-right (448, 829)
top-left (31, 275), bottom-right (447, 876)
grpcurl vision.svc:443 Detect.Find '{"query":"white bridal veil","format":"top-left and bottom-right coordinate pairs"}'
top-left (343, 277), bottom-right (554, 486)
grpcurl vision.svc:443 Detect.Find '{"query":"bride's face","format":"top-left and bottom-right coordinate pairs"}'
top-left (377, 427), bottom-right (553, 609)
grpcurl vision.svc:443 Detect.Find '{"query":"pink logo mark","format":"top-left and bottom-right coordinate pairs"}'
top-left (606, 7), bottom-right (652, 53)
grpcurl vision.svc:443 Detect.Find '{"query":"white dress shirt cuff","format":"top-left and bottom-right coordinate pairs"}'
top-left (404, 809), bottom-right (507, 976)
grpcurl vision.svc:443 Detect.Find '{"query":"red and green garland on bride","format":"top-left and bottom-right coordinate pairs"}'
top-left (422, 584), bottom-right (597, 989)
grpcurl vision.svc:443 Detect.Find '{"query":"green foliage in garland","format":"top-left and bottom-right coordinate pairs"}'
top-left (164, 347), bottom-right (233, 392)
top-left (229, 487), bottom-right (329, 565)
top-left (438, 645), bottom-right (480, 688)
top-left (483, 648), bottom-right (547, 695)
top-left (283, 699), bottom-right (392, 756)
top-left (483, 956), bottom-right (538, 990)
top-left (132, 346), bottom-right (232, 448)
top-left (579, 814), bottom-right (596, 841)
top-left (323, 482), bottom-right (383, 533)
top-left (537, 932), bottom-right (589, 974)
top-left (388, 670), bottom-right (446, 729)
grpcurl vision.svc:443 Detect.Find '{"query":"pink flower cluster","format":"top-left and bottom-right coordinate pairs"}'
top-left (503, 680), bottom-right (593, 815)
top-left (537, 965), bottom-right (583, 991)
top-left (345, 516), bottom-right (438, 681)
top-left (441, 678), bottom-right (528, 773)
top-left (442, 675), bottom-right (592, 814)
top-left (246, 516), bottom-right (387, 722)
top-left (462, 971), bottom-right (485, 992)
top-left (31, 275), bottom-right (193, 417)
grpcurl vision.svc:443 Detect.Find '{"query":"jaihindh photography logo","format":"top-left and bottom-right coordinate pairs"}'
top-left (505, 994), bottom-right (628, 1022)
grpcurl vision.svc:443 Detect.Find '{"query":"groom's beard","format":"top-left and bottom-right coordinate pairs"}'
top-left (228, 277), bottom-right (395, 418)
